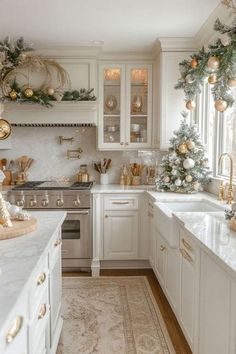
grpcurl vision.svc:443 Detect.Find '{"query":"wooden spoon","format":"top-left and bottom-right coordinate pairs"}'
top-left (1, 159), bottom-right (7, 171)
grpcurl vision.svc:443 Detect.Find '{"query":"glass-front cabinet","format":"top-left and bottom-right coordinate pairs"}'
top-left (98, 63), bottom-right (152, 150)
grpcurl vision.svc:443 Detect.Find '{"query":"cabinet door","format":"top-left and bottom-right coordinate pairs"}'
top-left (98, 64), bottom-right (126, 150)
top-left (165, 247), bottom-right (180, 313)
top-left (49, 232), bottom-right (62, 352)
top-left (158, 52), bottom-right (193, 150)
top-left (126, 64), bottom-right (152, 149)
top-left (179, 247), bottom-right (195, 347)
top-left (104, 210), bottom-right (139, 259)
top-left (199, 251), bottom-right (231, 354)
top-left (155, 230), bottom-right (167, 287)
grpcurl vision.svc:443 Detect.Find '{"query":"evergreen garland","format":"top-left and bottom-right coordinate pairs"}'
top-left (175, 10), bottom-right (236, 110)
top-left (0, 37), bottom-right (96, 107)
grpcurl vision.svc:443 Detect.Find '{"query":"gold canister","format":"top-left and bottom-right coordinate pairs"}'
top-left (77, 164), bottom-right (89, 182)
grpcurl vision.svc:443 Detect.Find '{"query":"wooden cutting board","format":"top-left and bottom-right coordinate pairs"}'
top-left (0, 217), bottom-right (37, 240)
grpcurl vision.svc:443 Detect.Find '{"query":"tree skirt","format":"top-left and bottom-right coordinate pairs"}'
top-left (57, 276), bottom-right (175, 354)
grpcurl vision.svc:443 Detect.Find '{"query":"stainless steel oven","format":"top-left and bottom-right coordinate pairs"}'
top-left (61, 209), bottom-right (91, 270)
top-left (8, 181), bottom-right (93, 272)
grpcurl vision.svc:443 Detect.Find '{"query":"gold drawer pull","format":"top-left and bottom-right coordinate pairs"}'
top-left (180, 248), bottom-right (193, 263)
top-left (38, 304), bottom-right (47, 320)
top-left (160, 245), bottom-right (166, 251)
top-left (181, 238), bottom-right (193, 251)
top-left (112, 201), bottom-right (130, 205)
top-left (54, 239), bottom-right (62, 247)
top-left (105, 215), bottom-right (109, 218)
top-left (6, 316), bottom-right (23, 343)
top-left (37, 272), bottom-right (46, 286)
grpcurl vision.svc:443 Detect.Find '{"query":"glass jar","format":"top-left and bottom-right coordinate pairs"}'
top-left (77, 164), bottom-right (89, 182)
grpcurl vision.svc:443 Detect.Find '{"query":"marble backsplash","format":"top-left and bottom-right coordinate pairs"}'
top-left (0, 127), bottom-right (161, 184)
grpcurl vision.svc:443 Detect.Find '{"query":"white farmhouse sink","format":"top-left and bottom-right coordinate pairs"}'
top-left (154, 199), bottom-right (224, 248)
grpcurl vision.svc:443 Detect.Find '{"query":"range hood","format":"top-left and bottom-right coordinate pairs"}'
top-left (2, 101), bottom-right (98, 127)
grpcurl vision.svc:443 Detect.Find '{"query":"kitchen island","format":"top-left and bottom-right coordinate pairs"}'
top-left (0, 211), bottom-right (66, 354)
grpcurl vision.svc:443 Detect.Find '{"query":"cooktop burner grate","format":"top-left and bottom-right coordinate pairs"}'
top-left (12, 181), bottom-right (93, 191)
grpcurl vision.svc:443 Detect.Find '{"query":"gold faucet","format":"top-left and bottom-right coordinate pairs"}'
top-left (218, 153), bottom-right (234, 204)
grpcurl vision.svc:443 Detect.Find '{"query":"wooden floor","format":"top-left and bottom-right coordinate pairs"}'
top-left (63, 268), bottom-right (192, 354)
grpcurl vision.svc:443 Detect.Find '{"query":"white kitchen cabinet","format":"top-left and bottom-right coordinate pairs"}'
top-left (104, 210), bottom-right (139, 260)
top-left (155, 49), bottom-right (194, 150)
top-left (178, 229), bottom-right (199, 352)
top-left (165, 245), bottom-right (180, 314)
top-left (199, 251), bottom-right (232, 354)
top-left (48, 230), bottom-right (63, 354)
top-left (148, 199), bottom-right (155, 268)
top-left (98, 63), bottom-right (152, 150)
top-left (0, 295), bottom-right (28, 354)
top-left (155, 230), bottom-right (167, 287)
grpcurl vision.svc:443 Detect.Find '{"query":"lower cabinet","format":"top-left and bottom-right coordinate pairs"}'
top-left (0, 227), bottom-right (63, 354)
top-left (199, 251), bottom-right (232, 354)
top-left (0, 295), bottom-right (28, 354)
top-left (48, 230), bottom-right (63, 354)
top-left (178, 234), bottom-right (199, 351)
top-left (104, 210), bottom-right (139, 259)
top-left (155, 230), bottom-right (167, 287)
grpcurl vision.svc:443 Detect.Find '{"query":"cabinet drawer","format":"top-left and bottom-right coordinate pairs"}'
top-left (0, 294), bottom-right (28, 354)
top-left (29, 257), bottom-right (49, 318)
top-left (29, 287), bottom-right (49, 354)
top-left (104, 195), bottom-right (139, 210)
top-left (179, 229), bottom-right (196, 261)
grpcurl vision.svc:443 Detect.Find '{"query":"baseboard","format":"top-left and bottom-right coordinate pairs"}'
top-left (100, 260), bottom-right (151, 269)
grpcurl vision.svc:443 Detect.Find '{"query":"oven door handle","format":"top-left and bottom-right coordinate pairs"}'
top-left (67, 210), bottom-right (90, 215)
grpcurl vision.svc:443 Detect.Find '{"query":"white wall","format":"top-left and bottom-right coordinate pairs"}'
top-left (0, 127), bottom-right (125, 183)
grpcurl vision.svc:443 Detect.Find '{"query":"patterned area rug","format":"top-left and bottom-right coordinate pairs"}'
top-left (57, 276), bottom-right (175, 354)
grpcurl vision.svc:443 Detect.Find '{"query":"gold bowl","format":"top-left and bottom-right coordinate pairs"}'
top-left (0, 119), bottom-right (11, 140)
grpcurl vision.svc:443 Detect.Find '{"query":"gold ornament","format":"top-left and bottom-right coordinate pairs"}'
top-left (208, 74), bottom-right (217, 84)
top-left (186, 100), bottom-right (196, 111)
top-left (24, 87), bottom-right (34, 98)
top-left (186, 140), bottom-right (195, 150)
top-left (185, 175), bottom-right (193, 182)
top-left (227, 78), bottom-right (236, 87)
top-left (9, 90), bottom-right (18, 100)
top-left (215, 99), bottom-right (227, 112)
top-left (47, 87), bottom-right (55, 96)
top-left (207, 56), bottom-right (220, 70)
top-left (178, 143), bottom-right (188, 154)
top-left (190, 58), bottom-right (198, 68)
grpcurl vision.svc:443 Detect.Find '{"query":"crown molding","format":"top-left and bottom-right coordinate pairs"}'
top-left (35, 45), bottom-right (102, 59)
top-left (195, 3), bottom-right (234, 48)
top-left (152, 37), bottom-right (197, 57)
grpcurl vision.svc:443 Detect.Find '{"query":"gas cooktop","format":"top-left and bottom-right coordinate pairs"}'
top-left (12, 181), bottom-right (93, 190)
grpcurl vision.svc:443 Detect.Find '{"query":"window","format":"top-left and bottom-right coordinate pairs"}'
top-left (197, 84), bottom-right (236, 180)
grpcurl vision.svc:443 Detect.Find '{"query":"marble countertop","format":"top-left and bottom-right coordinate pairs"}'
top-left (173, 212), bottom-right (236, 278)
top-left (0, 211), bottom-right (66, 337)
top-left (91, 184), bottom-right (155, 193)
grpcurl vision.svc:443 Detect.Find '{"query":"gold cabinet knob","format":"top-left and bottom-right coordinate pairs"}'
top-left (37, 272), bottom-right (46, 286)
top-left (54, 239), bottom-right (62, 247)
top-left (160, 245), bottom-right (166, 251)
top-left (38, 304), bottom-right (47, 320)
top-left (105, 215), bottom-right (109, 218)
top-left (5, 316), bottom-right (23, 343)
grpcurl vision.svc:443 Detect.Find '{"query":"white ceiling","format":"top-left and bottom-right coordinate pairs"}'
top-left (0, 0), bottom-right (220, 52)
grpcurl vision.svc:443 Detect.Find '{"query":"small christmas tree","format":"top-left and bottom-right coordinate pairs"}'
top-left (156, 112), bottom-right (211, 193)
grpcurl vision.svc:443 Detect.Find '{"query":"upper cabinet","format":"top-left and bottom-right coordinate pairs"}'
top-left (153, 39), bottom-right (196, 150)
top-left (98, 63), bottom-right (152, 150)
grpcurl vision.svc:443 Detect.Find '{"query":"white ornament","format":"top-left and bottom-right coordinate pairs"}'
top-left (186, 140), bottom-right (195, 150)
top-left (175, 178), bottom-right (182, 187)
top-left (221, 33), bottom-right (231, 46)
top-left (185, 175), bottom-right (193, 182)
top-left (163, 176), bottom-right (170, 183)
top-left (193, 181), bottom-right (200, 191)
top-left (185, 74), bottom-right (195, 84)
top-left (183, 158), bottom-right (195, 169)
top-left (8, 205), bottom-right (21, 217)
top-left (172, 169), bottom-right (177, 175)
